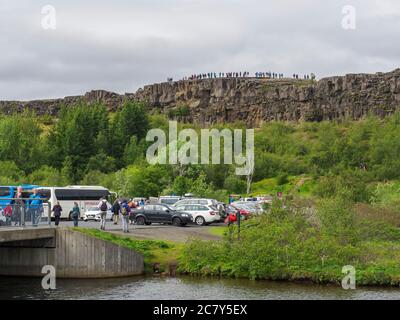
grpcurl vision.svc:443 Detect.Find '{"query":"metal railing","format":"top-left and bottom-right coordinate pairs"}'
top-left (0, 198), bottom-right (51, 228)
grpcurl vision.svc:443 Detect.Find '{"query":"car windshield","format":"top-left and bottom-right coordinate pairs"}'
top-left (86, 207), bottom-right (98, 211)
top-left (235, 204), bottom-right (252, 210)
top-left (160, 198), bottom-right (179, 205)
top-left (163, 204), bottom-right (175, 211)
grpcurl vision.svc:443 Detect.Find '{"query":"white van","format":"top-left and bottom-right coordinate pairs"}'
top-left (37, 186), bottom-right (114, 220)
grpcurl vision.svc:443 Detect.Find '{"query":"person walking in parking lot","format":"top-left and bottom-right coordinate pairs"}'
top-left (52, 202), bottom-right (62, 226)
top-left (71, 202), bottom-right (80, 227)
top-left (111, 200), bottom-right (120, 225)
top-left (120, 200), bottom-right (130, 233)
top-left (98, 197), bottom-right (108, 230)
top-left (128, 200), bottom-right (137, 225)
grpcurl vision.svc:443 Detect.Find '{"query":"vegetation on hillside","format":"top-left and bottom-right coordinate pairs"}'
top-left (2, 104), bottom-right (400, 206)
top-left (2, 103), bottom-right (400, 285)
top-left (179, 198), bottom-right (400, 286)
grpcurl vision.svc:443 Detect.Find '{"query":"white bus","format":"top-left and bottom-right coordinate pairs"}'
top-left (37, 186), bottom-right (115, 220)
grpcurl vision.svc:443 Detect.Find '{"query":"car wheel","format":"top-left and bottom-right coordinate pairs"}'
top-left (68, 213), bottom-right (72, 221)
top-left (136, 216), bottom-right (145, 225)
top-left (195, 216), bottom-right (206, 226)
top-left (145, 222), bottom-right (152, 226)
top-left (172, 217), bottom-right (181, 226)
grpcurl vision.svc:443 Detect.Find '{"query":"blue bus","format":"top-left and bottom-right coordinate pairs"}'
top-left (0, 185), bottom-right (40, 208)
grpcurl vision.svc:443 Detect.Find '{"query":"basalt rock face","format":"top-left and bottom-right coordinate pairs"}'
top-left (0, 90), bottom-right (127, 116)
top-left (1, 69), bottom-right (400, 126)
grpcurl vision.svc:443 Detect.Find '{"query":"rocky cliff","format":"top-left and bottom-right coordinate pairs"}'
top-left (1, 69), bottom-right (400, 126)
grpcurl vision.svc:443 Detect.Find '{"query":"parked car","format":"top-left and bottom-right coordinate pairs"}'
top-left (82, 206), bottom-right (113, 222)
top-left (173, 198), bottom-right (219, 208)
top-left (238, 197), bottom-right (258, 202)
top-left (175, 204), bottom-right (221, 226)
top-left (256, 196), bottom-right (273, 205)
top-left (158, 196), bottom-right (181, 206)
top-left (230, 203), bottom-right (252, 219)
top-left (131, 204), bottom-right (192, 227)
top-left (232, 201), bottom-right (264, 215)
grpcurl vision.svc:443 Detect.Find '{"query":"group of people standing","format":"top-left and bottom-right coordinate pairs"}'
top-left (110, 198), bottom-right (146, 233)
top-left (173, 71), bottom-right (316, 82)
top-left (293, 73), bottom-right (316, 80)
top-left (181, 71), bottom-right (250, 81)
top-left (49, 197), bottom-right (148, 233)
top-left (255, 72), bottom-right (284, 79)
top-left (0, 187), bottom-right (44, 227)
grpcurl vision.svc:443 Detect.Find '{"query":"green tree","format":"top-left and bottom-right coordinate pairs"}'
top-left (115, 165), bottom-right (168, 198)
top-left (110, 101), bottom-right (149, 164)
top-left (0, 161), bottom-right (25, 185)
top-left (172, 176), bottom-right (190, 196)
top-left (0, 113), bottom-right (43, 173)
top-left (86, 153), bottom-right (117, 173)
top-left (190, 172), bottom-right (213, 197)
top-left (47, 103), bottom-right (110, 181)
top-left (28, 166), bottom-right (67, 186)
top-left (223, 175), bottom-right (246, 194)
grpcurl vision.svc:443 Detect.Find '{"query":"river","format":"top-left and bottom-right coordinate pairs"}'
top-left (0, 276), bottom-right (399, 300)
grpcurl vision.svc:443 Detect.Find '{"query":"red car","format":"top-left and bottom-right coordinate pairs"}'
top-left (224, 205), bottom-right (248, 224)
top-left (231, 204), bottom-right (251, 219)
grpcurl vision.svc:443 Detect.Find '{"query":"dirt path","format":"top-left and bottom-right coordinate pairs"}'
top-left (109, 225), bottom-right (223, 242)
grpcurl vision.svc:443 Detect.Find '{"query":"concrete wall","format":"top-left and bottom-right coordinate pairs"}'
top-left (0, 228), bottom-right (144, 278)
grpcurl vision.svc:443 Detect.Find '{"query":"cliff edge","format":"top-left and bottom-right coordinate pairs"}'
top-left (1, 69), bottom-right (399, 126)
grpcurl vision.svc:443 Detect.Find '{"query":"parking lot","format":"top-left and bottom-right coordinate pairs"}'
top-left (57, 220), bottom-right (226, 242)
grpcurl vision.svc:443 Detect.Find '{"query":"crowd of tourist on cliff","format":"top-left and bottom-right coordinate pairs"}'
top-left (167, 72), bottom-right (315, 82)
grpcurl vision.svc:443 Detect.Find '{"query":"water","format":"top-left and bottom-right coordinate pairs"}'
top-left (0, 276), bottom-right (399, 300)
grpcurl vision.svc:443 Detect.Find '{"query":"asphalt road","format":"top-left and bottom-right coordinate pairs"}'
top-left (56, 220), bottom-right (226, 242)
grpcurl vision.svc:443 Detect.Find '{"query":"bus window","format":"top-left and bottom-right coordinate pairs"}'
top-left (37, 189), bottom-right (51, 199)
top-left (55, 189), bottom-right (110, 201)
top-left (0, 187), bottom-right (11, 197)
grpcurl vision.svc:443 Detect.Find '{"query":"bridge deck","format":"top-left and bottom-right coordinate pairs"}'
top-left (0, 227), bottom-right (55, 243)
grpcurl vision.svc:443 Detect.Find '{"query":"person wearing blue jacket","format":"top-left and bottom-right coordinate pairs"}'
top-left (29, 189), bottom-right (43, 226)
top-left (120, 200), bottom-right (131, 233)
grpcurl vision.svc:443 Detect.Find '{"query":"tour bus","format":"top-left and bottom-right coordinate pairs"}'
top-left (0, 185), bottom-right (40, 208)
top-left (36, 186), bottom-right (115, 220)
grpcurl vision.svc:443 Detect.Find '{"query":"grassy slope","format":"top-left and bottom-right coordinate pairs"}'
top-left (73, 228), bottom-right (183, 273)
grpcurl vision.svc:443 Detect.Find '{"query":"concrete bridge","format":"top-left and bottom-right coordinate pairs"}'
top-left (0, 227), bottom-right (144, 278)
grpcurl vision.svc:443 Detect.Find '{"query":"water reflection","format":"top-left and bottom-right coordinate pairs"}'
top-left (0, 276), bottom-right (399, 300)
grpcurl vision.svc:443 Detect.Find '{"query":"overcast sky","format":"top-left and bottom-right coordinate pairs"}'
top-left (0, 0), bottom-right (399, 100)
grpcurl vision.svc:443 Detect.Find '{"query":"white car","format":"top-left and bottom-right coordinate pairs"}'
top-left (173, 198), bottom-right (219, 208)
top-left (175, 204), bottom-right (221, 226)
top-left (159, 196), bottom-right (181, 206)
top-left (82, 207), bottom-right (113, 222)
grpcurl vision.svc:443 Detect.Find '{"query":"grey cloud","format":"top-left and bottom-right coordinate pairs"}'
top-left (0, 0), bottom-right (399, 100)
